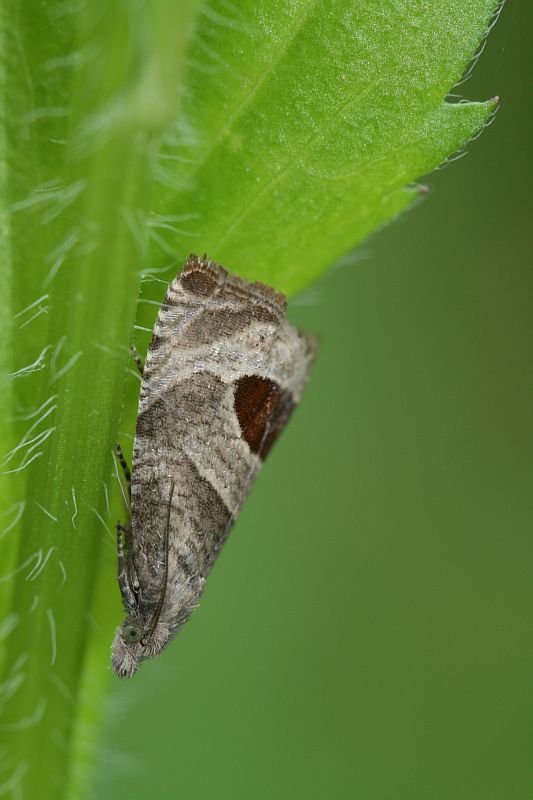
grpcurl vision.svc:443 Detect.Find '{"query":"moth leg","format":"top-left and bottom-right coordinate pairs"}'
top-left (116, 522), bottom-right (137, 610)
top-left (131, 345), bottom-right (144, 377)
top-left (115, 442), bottom-right (131, 502)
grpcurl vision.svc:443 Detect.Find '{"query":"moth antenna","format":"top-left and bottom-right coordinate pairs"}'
top-left (147, 480), bottom-right (175, 639)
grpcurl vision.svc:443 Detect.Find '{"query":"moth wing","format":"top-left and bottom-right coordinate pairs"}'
top-left (131, 256), bottom-right (316, 582)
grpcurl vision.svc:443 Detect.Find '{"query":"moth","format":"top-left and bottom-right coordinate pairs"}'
top-left (111, 255), bottom-right (316, 677)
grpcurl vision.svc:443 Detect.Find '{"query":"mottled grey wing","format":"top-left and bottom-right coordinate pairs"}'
top-left (130, 256), bottom-right (315, 598)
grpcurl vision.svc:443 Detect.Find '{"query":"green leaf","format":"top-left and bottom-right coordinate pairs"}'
top-left (0, 1), bottom-right (499, 798)
top-left (147, 0), bottom-right (500, 295)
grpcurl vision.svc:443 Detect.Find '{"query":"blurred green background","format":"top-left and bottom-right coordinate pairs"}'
top-left (94, 3), bottom-right (532, 798)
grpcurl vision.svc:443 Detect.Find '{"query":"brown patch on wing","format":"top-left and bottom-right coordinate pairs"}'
top-left (224, 274), bottom-right (287, 315)
top-left (179, 306), bottom-right (279, 348)
top-left (136, 372), bottom-right (228, 440)
top-left (180, 268), bottom-right (219, 297)
top-left (182, 456), bottom-right (234, 566)
top-left (180, 254), bottom-right (287, 315)
top-left (234, 375), bottom-right (295, 459)
top-left (180, 255), bottom-right (228, 297)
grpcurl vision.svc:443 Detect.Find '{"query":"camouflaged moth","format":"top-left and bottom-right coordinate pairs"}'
top-left (112, 255), bottom-right (316, 677)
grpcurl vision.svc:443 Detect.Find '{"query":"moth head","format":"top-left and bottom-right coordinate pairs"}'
top-left (111, 618), bottom-right (171, 678)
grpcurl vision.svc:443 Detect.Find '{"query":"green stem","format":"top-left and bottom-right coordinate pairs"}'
top-left (0, 2), bottom-right (200, 798)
